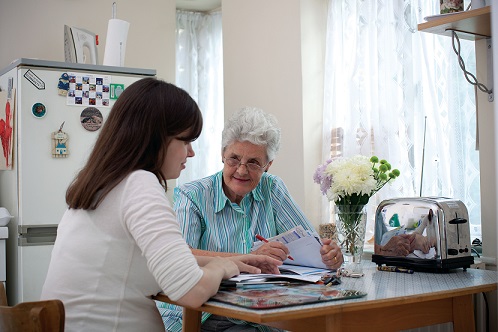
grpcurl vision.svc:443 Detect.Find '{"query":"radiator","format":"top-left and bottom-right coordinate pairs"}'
top-left (402, 322), bottom-right (452, 332)
top-left (401, 292), bottom-right (490, 332)
top-left (474, 292), bottom-right (487, 332)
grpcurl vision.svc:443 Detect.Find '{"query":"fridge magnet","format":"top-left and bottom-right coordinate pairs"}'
top-left (23, 69), bottom-right (45, 90)
top-left (57, 73), bottom-right (70, 96)
top-left (66, 72), bottom-right (111, 107)
top-left (51, 122), bottom-right (69, 158)
top-left (80, 107), bottom-right (103, 132)
top-left (32, 102), bottom-right (46, 118)
top-left (0, 89), bottom-right (16, 170)
top-left (110, 84), bottom-right (125, 99)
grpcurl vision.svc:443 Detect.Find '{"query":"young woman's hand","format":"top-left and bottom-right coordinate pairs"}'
top-left (228, 254), bottom-right (282, 275)
top-left (205, 257), bottom-right (240, 279)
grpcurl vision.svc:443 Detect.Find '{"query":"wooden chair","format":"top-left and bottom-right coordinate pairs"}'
top-left (0, 282), bottom-right (65, 331)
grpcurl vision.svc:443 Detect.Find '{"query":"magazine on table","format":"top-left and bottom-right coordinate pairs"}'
top-left (212, 283), bottom-right (367, 309)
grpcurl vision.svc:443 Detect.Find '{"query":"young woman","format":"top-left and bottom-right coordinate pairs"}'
top-left (40, 78), bottom-right (280, 332)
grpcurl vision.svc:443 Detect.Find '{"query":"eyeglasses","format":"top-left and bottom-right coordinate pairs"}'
top-left (223, 157), bottom-right (271, 172)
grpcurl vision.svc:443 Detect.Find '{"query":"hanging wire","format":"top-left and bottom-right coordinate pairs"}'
top-left (451, 30), bottom-right (492, 94)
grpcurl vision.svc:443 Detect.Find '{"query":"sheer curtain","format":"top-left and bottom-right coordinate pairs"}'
top-left (176, 10), bottom-right (224, 185)
top-left (322, 0), bottom-right (481, 242)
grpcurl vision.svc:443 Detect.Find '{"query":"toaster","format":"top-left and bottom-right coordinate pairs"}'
top-left (372, 197), bottom-right (474, 272)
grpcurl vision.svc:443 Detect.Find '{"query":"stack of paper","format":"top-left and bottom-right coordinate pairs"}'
top-left (222, 263), bottom-right (331, 288)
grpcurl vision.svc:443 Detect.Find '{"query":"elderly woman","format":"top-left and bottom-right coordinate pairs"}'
top-left (158, 107), bottom-right (343, 332)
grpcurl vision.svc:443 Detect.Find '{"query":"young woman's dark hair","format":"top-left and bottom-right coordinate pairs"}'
top-left (66, 78), bottom-right (202, 210)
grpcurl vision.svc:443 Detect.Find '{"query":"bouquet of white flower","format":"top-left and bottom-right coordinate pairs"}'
top-left (313, 155), bottom-right (400, 206)
top-left (314, 155), bottom-right (400, 264)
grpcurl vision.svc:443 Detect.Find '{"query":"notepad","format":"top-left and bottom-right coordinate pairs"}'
top-left (211, 283), bottom-right (367, 309)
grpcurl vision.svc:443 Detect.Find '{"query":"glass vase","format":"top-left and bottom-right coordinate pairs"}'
top-left (334, 204), bottom-right (367, 268)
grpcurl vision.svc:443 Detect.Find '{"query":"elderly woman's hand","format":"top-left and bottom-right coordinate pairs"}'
top-left (252, 241), bottom-right (291, 262)
top-left (319, 238), bottom-right (343, 269)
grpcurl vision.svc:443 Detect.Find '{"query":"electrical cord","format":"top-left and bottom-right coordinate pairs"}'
top-left (471, 247), bottom-right (481, 258)
top-left (451, 30), bottom-right (492, 95)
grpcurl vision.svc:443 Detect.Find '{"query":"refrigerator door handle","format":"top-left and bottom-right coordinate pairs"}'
top-left (18, 225), bottom-right (58, 246)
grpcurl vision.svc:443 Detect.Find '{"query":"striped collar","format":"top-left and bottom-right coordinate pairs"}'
top-left (213, 171), bottom-right (265, 213)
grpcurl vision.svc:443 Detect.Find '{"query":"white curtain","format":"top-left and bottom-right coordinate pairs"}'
top-left (322, 0), bottom-right (481, 242)
top-left (175, 10), bottom-right (224, 185)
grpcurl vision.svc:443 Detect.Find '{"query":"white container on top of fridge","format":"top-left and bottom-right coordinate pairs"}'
top-left (0, 58), bottom-right (155, 305)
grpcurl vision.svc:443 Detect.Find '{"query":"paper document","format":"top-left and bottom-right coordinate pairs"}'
top-left (224, 272), bottom-right (322, 284)
top-left (279, 264), bottom-right (330, 276)
top-left (252, 226), bottom-right (327, 269)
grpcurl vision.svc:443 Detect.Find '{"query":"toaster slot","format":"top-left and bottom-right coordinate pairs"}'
top-left (448, 249), bottom-right (458, 255)
top-left (449, 217), bottom-right (467, 224)
top-left (449, 213), bottom-right (467, 245)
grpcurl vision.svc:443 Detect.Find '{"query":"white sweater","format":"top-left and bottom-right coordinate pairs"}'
top-left (41, 170), bottom-right (203, 332)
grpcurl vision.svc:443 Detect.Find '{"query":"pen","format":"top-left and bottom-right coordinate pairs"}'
top-left (255, 234), bottom-right (294, 261)
top-left (377, 266), bottom-right (414, 274)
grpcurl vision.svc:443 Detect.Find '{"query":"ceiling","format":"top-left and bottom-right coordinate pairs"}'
top-left (176, 0), bottom-right (221, 12)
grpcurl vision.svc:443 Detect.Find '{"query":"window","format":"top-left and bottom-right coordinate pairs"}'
top-left (175, 10), bottom-right (224, 185)
top-left (322, 1), bottom-right (481, 242)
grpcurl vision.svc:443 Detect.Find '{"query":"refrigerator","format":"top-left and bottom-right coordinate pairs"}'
top-left (0, 58), bottom-right (155, 305)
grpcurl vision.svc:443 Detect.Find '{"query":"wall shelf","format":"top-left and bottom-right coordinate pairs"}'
top-left (417, 6), bottom-right (491, 40)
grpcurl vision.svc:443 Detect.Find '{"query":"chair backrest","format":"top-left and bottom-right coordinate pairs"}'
top-left (0, 282), bottom-right (65, 332)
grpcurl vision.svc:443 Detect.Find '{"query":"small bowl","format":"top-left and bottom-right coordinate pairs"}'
top-left (0, 207), bottom-right (13, 227)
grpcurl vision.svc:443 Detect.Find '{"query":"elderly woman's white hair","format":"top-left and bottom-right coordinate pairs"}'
top-left (221, 107), bottom-right (281, 161)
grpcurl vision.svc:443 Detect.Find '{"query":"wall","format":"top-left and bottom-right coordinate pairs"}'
top-left (476, 38), bottom-right (497, 266)
top-left (490, 4), bottom-right (498, 329)
top-left (222, 0), bottom-right (327, 228)
top-left (301, 0), bottom-right (328, 225)
top-left (0, 0), bottom-right (175, 80)
top-left (475, 8), bottom-right (497, 331)
top-left (222, 0), bottom-right (305, 207)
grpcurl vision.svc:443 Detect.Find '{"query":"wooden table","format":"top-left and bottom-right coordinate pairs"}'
top-left (154, 262), bottom-right (497, 332)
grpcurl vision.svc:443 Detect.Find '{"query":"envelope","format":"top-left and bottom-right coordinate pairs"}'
top-left (283, 236), bottom-right (327, 269)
